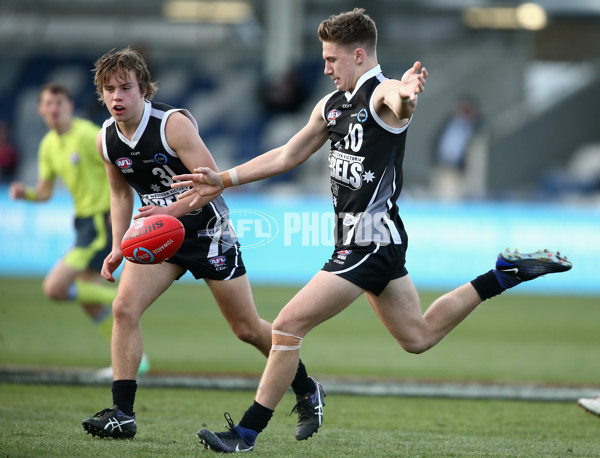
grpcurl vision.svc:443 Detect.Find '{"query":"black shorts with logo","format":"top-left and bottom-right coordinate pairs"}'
top-left (166, 237), bottom-right (246, 281)
top-left (322, 240), bottom-right (408, 296)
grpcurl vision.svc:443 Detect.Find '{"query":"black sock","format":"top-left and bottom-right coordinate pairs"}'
top-left (238, 401), bottom-right (274, 434)
top-left (112, 380), bottom-right (137, 416)
top-left (471, 270), bottom-right (506, 301)
top-left (290, 359), bottom-right (316, 396)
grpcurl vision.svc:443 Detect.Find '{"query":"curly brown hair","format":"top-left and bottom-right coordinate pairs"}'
top-left (317, 8), bottom-right (377, 54)
top-left (92, 46), bottom-right (158, 104)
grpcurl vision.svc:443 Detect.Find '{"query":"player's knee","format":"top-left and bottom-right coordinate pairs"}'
top-left (42, 279), bottom-right (68, 301)
top-left (399, 338), bottom-right (433, 355)
top-left (271, 315), bottom-right (298, 335)
top-left (111, 297), bottom-right (138, 325)
top-left (231, 323), bottom-right (260, 346)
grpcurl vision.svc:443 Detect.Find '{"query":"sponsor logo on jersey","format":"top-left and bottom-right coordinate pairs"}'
top-left (343, 213), bottom-right (360, 226)
top-left (356, 108), bottom-right (368, 122)
top-left (116, 157), bottom-right (133, 173)
top-left (326, 109), bottom-right (342, 122)
top-left (141, 188), bottom-right (184, 207)
top-left (130, 151), bottom-right (141, 155)
top-left (341, 103), bottom-right (352, 108)
top-left (70, 152), bottom-right (81, 165)
top-left (197, 228), bottom-right (221, 237)
top-left (154, 153), bottom-right (168, 164)
top-left (329, 150), bottom-right (365, 190)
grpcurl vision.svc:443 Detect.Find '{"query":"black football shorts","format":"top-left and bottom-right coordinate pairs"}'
top-left (167, 237), bottom-right (246, 281)
top-left (321, 240), bottom-right (408, 296)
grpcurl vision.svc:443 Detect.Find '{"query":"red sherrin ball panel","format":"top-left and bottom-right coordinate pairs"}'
top-left (121, 215), bottom-right (185, 264)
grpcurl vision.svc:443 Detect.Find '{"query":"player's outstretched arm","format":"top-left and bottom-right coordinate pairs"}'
top-left (172, 95), bottom-right (330, 206)
top-left (376, 61), bottom-right (428, 122)
top-left (170, 167), bottom-right (223, 206)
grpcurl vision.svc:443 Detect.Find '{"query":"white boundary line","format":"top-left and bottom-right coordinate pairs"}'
top-left (2, 366), bottom-right (599, 402)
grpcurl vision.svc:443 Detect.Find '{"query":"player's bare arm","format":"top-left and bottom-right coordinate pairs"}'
top-left (134, 111), bottom-right (219, 219)
top-left (97, 132), bottom-right (134, 281)
top-left (374, 61), bottom-right (427, 127)
top-left (172, 96), bottom-right (329, 205)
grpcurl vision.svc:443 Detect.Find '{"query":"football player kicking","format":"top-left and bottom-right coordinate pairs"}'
top-left (172, 9), bottom-right (572, 453)
top-left (81, 47), bottom-right (323, 441)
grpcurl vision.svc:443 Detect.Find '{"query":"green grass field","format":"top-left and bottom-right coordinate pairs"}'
top-left (2, 384), bottom-right (600, 456)
top-left (1, 277), bottom-right (600, 456)
top-left (1, 277), bottom-right (599, 384)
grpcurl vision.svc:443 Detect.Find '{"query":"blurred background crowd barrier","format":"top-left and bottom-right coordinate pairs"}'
top-left (1, 0), bottom-right (599, 293)
top-left (1, 190), bottom-right (597, 295)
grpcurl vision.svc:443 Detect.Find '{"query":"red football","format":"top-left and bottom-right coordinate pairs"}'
top-left (121, 215), bottom-right (185, 264)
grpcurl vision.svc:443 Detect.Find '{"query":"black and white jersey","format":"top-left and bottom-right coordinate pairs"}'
top-left (101, 100), bottom-right (237, 251)
top-left (322, 65), bottom-right (410, 249)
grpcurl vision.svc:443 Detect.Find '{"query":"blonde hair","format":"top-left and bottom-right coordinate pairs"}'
top-left (92, 46), bottom-right (158, 103)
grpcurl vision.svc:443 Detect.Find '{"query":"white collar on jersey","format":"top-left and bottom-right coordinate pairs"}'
top-left (345, 64), bottom-right (382, 101)
top-left (114, 100), bottom-right (152, 149)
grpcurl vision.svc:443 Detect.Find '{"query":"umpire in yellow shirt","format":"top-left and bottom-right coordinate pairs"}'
top-left (9, 82), bottom-right (149, 376)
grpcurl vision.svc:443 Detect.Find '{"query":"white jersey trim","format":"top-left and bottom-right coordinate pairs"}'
top-left (321, 90), bottom-right (337, 122)
top-left (345, 65), bottom-right (382, 101)
top-left (112, 100), bottom-right (152, 149)
top-left (223, 242), bottom-right (240, 281)
top-left (159, 108), bottom-right (199, 157)
top-left (100, 119), bottom-right (114, 162)
top-left (383, 214), bottom-right (402, 244)
top-left (370, 78), bottom-right (412, 134)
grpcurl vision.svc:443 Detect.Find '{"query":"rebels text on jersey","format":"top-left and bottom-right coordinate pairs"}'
top-left (322, 65), bottom-right (409, 248)
top-left (101, 100), bottom-right (234, 243)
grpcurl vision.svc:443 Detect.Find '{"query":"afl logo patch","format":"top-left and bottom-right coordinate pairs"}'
top-left (357, 108), bottom-right (368, 122)
top-left (209, 256), bottom-right (226, 268)
top-left (154, 153), bottom-right (168, 164)
top-left (116, 157), bottom-right (133, 169)
top-left (327, 109), bottom-right (342, 122)
top-left (337, 249), bottom-right (352, 256)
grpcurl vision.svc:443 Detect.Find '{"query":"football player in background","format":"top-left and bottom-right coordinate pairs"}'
top-left (8, 83), bottom-right (149, 378)
top-left (173, 9), bottom-right (573, 453)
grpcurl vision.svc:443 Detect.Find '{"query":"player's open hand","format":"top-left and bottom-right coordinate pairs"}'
top-left (399, 61), bottom-right (427, 103)
top-left (172, 167), bottom-right (223, 207)
top-left (101, 250), bottom-right (123, 282)
top-left (134, 205), bottom-right (166, 220)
